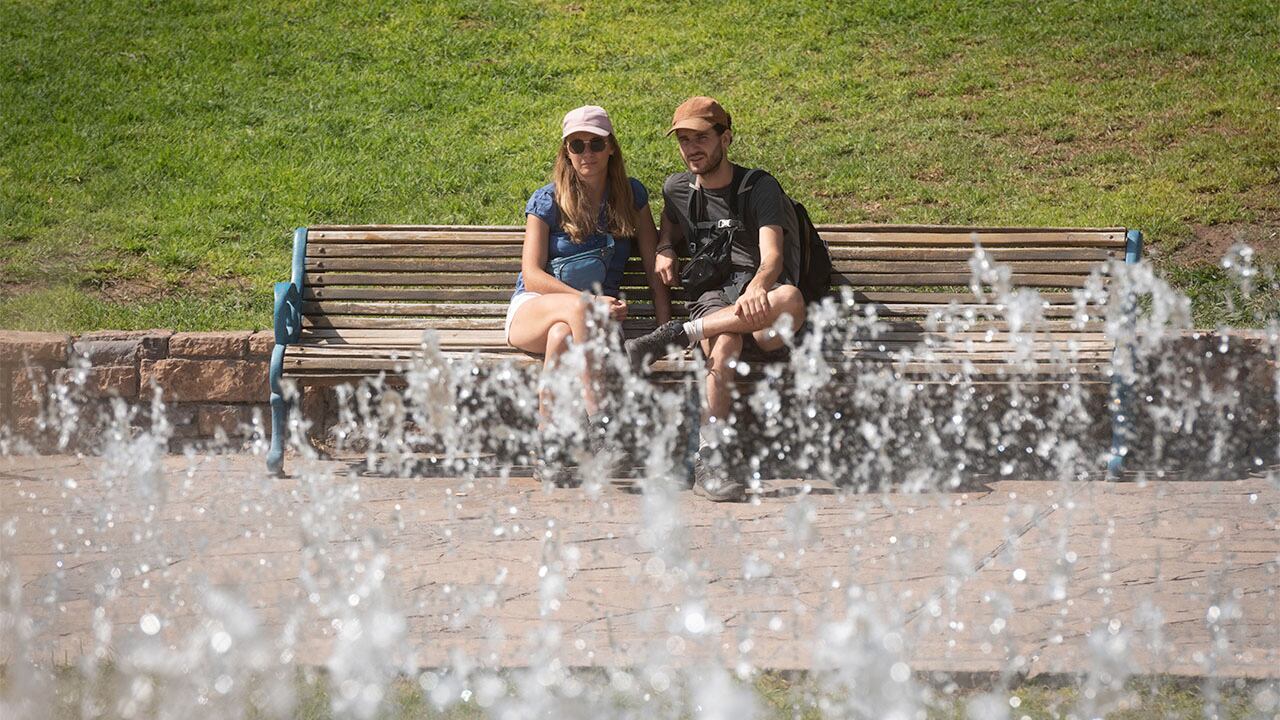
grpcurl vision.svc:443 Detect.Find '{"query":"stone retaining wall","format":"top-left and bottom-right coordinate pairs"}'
top-left (1, 330), bottom-right (274, 449)
top-left (1, 328), bottom-right (1275, 468)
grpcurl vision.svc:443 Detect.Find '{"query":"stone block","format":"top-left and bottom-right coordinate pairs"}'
top-left (248, 331), bottom-right (276, 358)
top-left (53, 365), bottom-right (139, 399)
top-left (1, 364), bottom-right (10, 428)
top-left (167, 404), bottom-right (200, 439)
top-left (0, 331), bottom-right (69, 363)
top-left (10, 365), bottom-right (51, 438)
top-left (80, 330), bottom-right (172, 361)
top-left (170, 332), bottom-right (251, 359)
top-left (71, 339), bottom-right (139, 366)
top-left (141, 358), bottom-right (268, 403)
top-left (197, 405), bottom-right (255, 437)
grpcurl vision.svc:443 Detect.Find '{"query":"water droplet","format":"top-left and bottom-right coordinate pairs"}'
top-left (683, 608), bottom-right (706, 634)
top-left (139, 614), bottom-right (160, 635)
top-left (210, 631), bottom-right (232, 653)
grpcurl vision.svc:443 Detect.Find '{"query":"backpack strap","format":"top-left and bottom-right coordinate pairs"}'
top-left (729, 167), bottom-right (763, 220)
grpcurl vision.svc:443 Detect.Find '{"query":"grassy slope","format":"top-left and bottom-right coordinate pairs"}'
top-left (1, 0), bottom-right (1277, 330)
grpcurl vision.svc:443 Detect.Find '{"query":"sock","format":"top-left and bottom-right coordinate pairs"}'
top-left (682, 319), bottom-right (705, 346)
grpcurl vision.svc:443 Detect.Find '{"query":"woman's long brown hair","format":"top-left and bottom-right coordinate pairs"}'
top-left (552, 134), bottom-right (637, 244)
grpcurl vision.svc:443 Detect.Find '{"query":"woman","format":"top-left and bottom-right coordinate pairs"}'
top-left (506, 105), bottom-right (671, 482)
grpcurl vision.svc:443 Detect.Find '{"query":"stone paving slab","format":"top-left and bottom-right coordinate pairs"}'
top-left (1, 454), bottom-right (1277, 679)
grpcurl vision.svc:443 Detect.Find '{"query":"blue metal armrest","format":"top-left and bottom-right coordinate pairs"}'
top-left (268, 227), bottom-right (308, 475)
top-left (273, 281), bottom-right (302, 345)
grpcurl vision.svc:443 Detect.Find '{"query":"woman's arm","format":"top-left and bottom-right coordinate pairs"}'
top-left (634, 205), bottom-right (672, 325)
top-left (520, 214), bottom-right (580, 295)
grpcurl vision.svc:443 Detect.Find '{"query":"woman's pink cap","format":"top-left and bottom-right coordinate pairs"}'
top-left (562, 105), bottom-right (614, 138)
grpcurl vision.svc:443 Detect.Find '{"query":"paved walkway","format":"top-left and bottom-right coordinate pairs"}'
top-left (2, 454), bottom-right (1277, 679)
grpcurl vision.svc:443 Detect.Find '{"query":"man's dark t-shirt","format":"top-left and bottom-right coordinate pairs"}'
top-left (661, 165), bottom-right (800, 285)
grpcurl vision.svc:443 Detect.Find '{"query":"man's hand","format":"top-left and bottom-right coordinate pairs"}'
top-left (655, 247), bottom-right (678, 287)
top-left (734, 283), bottom-right (772, 327)
top-left (596, 295), bottom-right (628, 321)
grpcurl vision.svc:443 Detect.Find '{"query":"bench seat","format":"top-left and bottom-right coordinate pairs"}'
top-left (269, 224), bottom-right (1142, 472)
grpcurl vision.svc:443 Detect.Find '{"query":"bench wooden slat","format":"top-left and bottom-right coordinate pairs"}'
top-left (301, 287), bottom-right (1091, 305)
top-left (308, 243), bottom-right (524, 258)
top-left (307, 244), bottom-right (1120, 265)
top-left (301, 312), bottom-right (1110, 336)
top-left (300, 300), bottom-right (1091, 320)
top-left (834, 273), bottom-right (1090, 288)
top-left (307, 230), bottom-right (524, 243)
top-left (307, 271), bottom-right (1093, 288)
top-left (301, 301), bottom-right (689, 317)
top-left (282, 350), bottom-right (1113, 382)
top-left (819, 231), bottom-right (1125, 247)
top-left (856, 303), bottom-right (1085, 317)
top-left (308, 258), bottom-right (519, 272)
top-left (853, 290), bottom-right (1082, 305)
top-left (291, 330), bottom-right (1113, 352)
top-left (304, 257), bottom-right (1102, 276)
top-left (285, 341), bottom-right (1115, 360)
top-left (830, 247), bottom-right (1117, 261)
top-left (308, 272), bottom-right (515, 286)
top-left (294, 340), bottom-right (1113, 358)
top-left (300, 298), bottom-right (1089, 320)
top-left (304, 230), bottom-right (1124, 248)
top-left (305, 287), bottom-right (516, 302)
top-left (299, 328), bottom-right (511, 346)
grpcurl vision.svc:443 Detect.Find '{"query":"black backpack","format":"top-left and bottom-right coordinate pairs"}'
top-left (677, 166), bottom-right (832, 303)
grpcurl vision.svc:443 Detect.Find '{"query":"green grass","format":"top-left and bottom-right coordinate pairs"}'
top-left (15, 666), bottom-right (1271, 719)
top-left (2, 0), bottom-right (1278, 330)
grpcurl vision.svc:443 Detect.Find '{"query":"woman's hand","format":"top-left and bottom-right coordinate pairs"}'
top-left (596, 295), bottom-right (628, 321)
top-left (655, 247), bottom-right (678, 287)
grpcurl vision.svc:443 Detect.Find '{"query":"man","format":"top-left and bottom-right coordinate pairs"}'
top-left (625, 96), bottom-right (806, 502)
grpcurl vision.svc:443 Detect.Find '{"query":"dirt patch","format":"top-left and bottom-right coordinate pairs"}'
top-left (1166, 222), bottom-right (1280, 266)
top-left (90, 270), bottom-right (254, 305)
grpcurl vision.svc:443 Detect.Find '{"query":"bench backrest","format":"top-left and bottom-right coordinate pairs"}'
top-left (298, 225), bottom-right (1130, 350)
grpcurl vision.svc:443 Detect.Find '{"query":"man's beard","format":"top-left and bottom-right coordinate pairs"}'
top-left (689, 143), bottom-right (726, 177)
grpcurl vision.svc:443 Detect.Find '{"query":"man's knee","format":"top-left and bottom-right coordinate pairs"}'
top-left (771, 284), bottom-right (805, 315)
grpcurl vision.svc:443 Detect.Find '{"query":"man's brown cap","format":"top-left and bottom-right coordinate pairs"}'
top-left (667, 96), bottom-right (731, 136)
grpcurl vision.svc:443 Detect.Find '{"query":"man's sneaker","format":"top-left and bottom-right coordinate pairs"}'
top-left (624, 320), bottom-right (689, 370)
top-left (691, 455), bottom-right (746, 502)
top-left (534, 441), bottom-right (576, 487)
top-left (533, 459), bottom-right (573, 486)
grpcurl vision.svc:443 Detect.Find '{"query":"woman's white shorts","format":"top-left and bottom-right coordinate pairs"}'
top-left (504, 291), bottom-right (541, 343)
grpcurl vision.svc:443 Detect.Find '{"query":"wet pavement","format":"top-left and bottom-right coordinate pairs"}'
top-left (3, 453), bottom-right (1277, 679)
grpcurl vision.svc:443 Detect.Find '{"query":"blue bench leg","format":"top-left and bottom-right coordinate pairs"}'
top-left (267, 344), bottom-right (287, 475)
top-left (1106, 374), bottom-right (1132, 478)
top-left (1107, 229), bottom-right (1144, 479)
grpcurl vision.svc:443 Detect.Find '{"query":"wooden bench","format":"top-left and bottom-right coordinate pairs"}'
top-left (267, 224), bottom-right (1142, 475)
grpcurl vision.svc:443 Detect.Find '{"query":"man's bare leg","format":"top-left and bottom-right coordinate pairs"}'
top-left (697, 284), bottom-right (805, 352)
top-left (703, 333), bottom-right (743, 426)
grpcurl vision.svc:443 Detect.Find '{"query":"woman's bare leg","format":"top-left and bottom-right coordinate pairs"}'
top-left (508, 293), bottom-right (600, 415)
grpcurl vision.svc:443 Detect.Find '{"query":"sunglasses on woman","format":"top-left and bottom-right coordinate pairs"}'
top-left (566, 137), bottom-right (608, 154)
